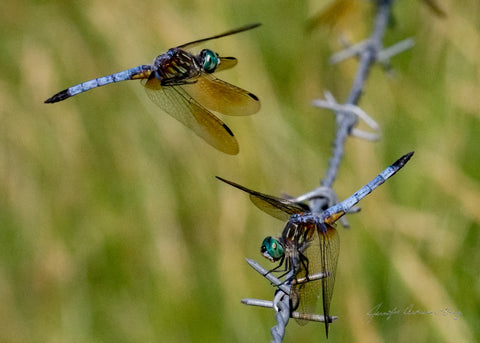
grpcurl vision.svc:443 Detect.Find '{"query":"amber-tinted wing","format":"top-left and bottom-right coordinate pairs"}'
top-left (422, 0), bottom-right (446, 17)
top-left (216, 176), bottom-right (309, 221)
top-left (143, 77), bottom-right (239, 155)
top-left (182, 73), bottom-right (260, 116)
top-left (216, 57), bottom-right (238, 72)
top-left (307, 0), bottom-right (365, 32)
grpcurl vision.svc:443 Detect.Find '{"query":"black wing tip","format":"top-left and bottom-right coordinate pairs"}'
top-left (248, 92), bottom-right (259, 101)
top-left (246, 22), bottom-right (262, 30)
top-left (44, 89), bottom-right (70, 103)
top-left (222, 123), bottom-right (235, 137)
top-left (394, 151), bottom-right (415, 168)
top-left (233, 23), bottom-right (262, 33)
top-left (215, 175), bottom-right (226, 183)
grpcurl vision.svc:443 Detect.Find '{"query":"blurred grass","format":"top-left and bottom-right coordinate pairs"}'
top-left (1, 0), bottom-right (479, 342)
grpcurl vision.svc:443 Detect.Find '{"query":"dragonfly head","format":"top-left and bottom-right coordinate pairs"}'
top-left (261, 236), bottom-right (284, 262)
top-left (199, 49), bottom-right (220, 73)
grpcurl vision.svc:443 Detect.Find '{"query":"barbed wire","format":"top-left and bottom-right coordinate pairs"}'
top-left (240, 0), bottom-right (415, 342)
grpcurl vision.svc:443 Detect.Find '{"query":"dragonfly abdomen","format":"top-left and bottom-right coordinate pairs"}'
top-left (321, 152), bottom-right (414, 222)
top-left (44, 65), bottom-right (152, 103)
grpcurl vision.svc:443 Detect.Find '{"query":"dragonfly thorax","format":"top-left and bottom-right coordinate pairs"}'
top-left (283, 216), bottom-right (317, 243)
top-left (152, 48), bottom-right (202, 85)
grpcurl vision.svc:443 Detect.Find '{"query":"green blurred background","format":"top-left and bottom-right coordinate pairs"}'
top-left (1, 0), bottom-right (479, 342)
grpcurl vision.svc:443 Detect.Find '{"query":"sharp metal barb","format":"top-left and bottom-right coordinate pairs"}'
top-left (377, 38), bottom-right (415, 63)
top-left (241, 297), bottom-right (335, 324)
top-left (312, 91), bottom-right (380, 133)
top-left (292, 312), bottom-right (337, 323)
top-left (241, 298), bottom-right (274, 308)
top-left (330, 36), bottom-right (413, 66)
top-left (245, 258), bottom-right (290, 294)
top-left (329, 39), bottom-right (369, 64)
top-left (293, 271), bottom-right (329, 284)
top-left (351, 128), bottom-right (381, 141)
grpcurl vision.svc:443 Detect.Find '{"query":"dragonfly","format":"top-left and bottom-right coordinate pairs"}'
top-left (45, 23), bottom-right (261, 155)
top-left (216, 151), bottom-right (413, 337)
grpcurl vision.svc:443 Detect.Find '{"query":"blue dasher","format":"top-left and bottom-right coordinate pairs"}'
top-left (217, 151), bottom-right (413, 337)
top-left (45, 23), bottom-right (261, 155)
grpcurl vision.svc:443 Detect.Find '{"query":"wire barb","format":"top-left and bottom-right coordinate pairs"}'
top-left (243, 258), bottom-right (337, 343)
top-left (312, 90), bottom-right (381, 141)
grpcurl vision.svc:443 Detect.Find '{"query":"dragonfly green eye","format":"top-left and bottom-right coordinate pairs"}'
top-left (261, 236), bottom-right (284, 262)
top-left (200, 49), bottom-right (219, 73)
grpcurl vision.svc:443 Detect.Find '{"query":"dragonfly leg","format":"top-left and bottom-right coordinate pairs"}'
top-left (161, 78), bottom-right (198, 87)
top-left (264, 256), bottom-right (287, 276)
top-left (298, 251), bottom-right (311, 282)
top-left (264, 256), bottom-right (299, 285)
top-left (147, 68), bottom-right (199, 87)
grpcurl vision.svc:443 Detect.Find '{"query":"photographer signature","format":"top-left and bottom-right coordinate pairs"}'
top-left (366, 303), bottom-right (462, 323)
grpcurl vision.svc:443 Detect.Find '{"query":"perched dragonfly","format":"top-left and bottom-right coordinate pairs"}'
top-left (45, 23), bottom-right (261, 155)
top-left (217, 151), bottom-right (413, 337)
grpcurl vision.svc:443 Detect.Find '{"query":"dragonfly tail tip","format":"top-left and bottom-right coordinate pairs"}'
top-left (44, 89), bottom-right (71, 103)
top-left (394, 151), bottom-right (414, 168)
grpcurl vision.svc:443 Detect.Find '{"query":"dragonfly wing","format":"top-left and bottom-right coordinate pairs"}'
top-left (318, 223), bottom-right (339, 338)
top-left (177, 23), bottom-right (261, 49)
top-left (216, 57), bottom-right (238, 72)
top-left (215, 176), bottom-right (308, 221)
top-left (182, 73), bottom-right (260, 116)
top-left (292, 235), bottom-right (323, 326)
top-left (144, 77), bottom-right (239, 155)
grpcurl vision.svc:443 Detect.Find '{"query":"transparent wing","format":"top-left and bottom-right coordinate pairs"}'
top-left (177, 23), bottom-right (261, 49)
top-left (318, 223), bottom-right (340, 337)
top-left (182, 73), bottom-right (260, 116)
top-left (143, 77), bottom-right (239, 155)
top-left (292, 234), bottom-right (323, 326)
top-left (215, 176), bottom-right (308, 221)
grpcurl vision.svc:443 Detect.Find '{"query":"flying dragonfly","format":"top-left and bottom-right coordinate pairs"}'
top-left (45, 23), bottom-right (261, 155)
top-left (216, 151), bottom-right (413, 337)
